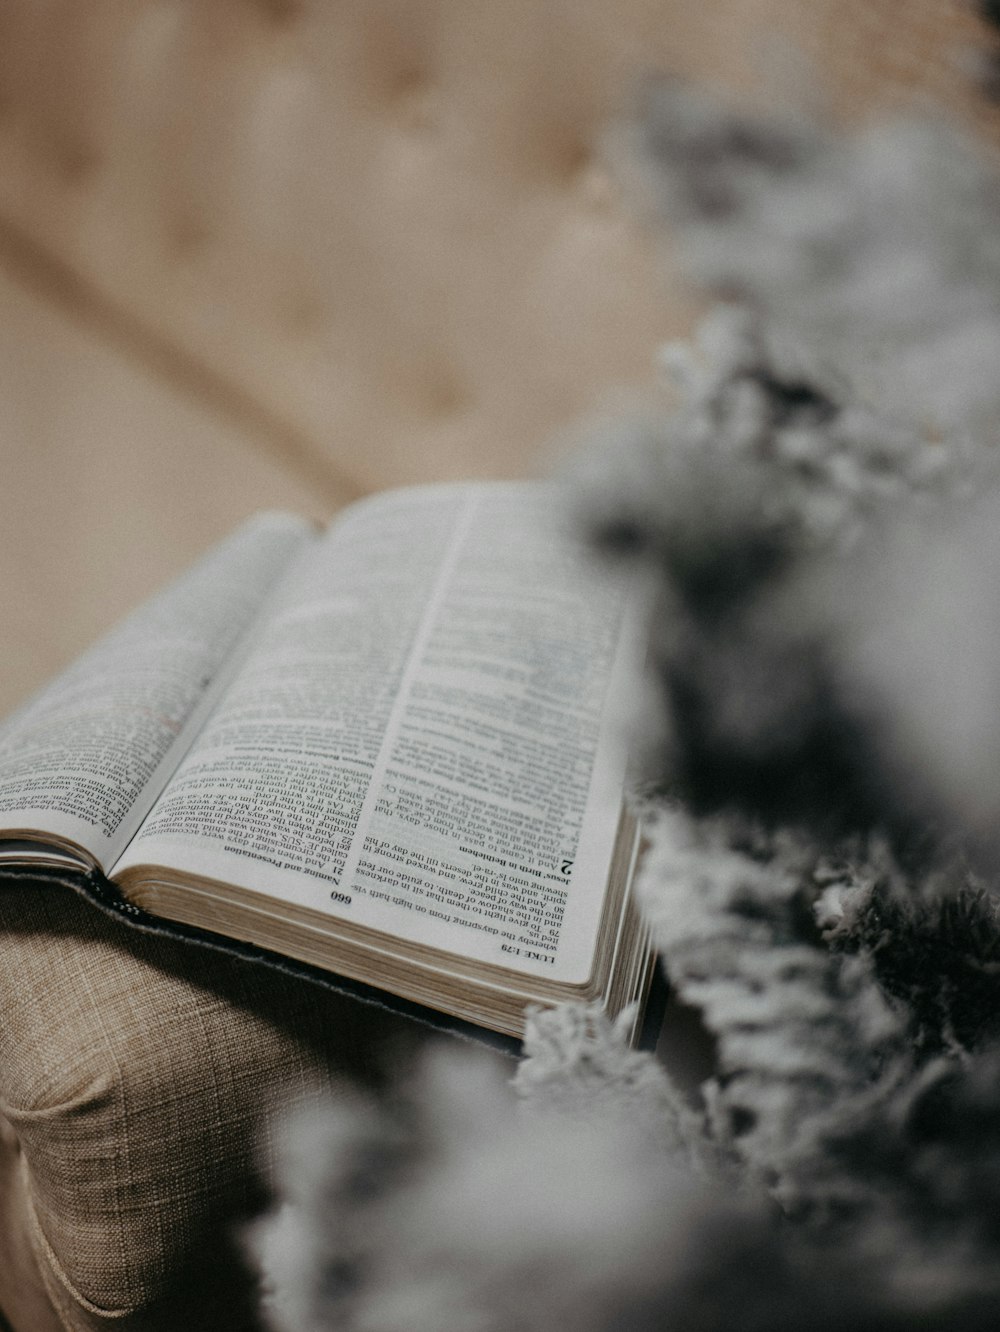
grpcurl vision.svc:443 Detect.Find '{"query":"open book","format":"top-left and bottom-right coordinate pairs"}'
top-left (0, 483), bottom-right (653, 1040)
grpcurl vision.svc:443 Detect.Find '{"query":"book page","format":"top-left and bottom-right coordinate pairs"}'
top-left (114, 484), bottom-right (640, 982)
top-left (0, 513), bottom-right (311, 867)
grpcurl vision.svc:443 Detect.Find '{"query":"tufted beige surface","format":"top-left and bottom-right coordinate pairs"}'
top-left (0, 0), bottom-right (997, 727)
top-left (1, 3), bottom-right (999, 1329)
top-left (0, 1), bottom-right (998, 718)
top-left (0, 0), bottom-right (996, 493)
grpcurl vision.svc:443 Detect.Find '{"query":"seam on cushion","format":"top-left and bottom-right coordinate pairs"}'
top-left (20, 1154), bottom-right (134, 1320)
top-left (0, 1085), bottom-right (112, 1122)
top-left (31, 1255), bottom-right (76, 1332)
top-left (72, 955), bottom-right (133, 1312)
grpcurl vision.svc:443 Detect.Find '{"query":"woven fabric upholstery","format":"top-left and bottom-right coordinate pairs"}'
top-left (0, 880), bottom-right (417, 1332)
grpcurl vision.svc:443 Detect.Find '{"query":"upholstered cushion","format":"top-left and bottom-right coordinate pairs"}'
top-left (1, 0), bottom-right (986, 503)
top-left (0, 880), bottom-right (419, 1332)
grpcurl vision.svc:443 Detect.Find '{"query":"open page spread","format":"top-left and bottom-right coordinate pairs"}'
top-left (0, 514), bottom-right (311, 868)
top-left (113, 484), bottom-right (641, 986)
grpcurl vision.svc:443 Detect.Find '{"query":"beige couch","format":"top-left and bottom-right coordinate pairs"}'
top-left (0, 2), bottom-right (989, 1328)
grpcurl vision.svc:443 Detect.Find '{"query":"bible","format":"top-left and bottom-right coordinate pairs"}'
top-left (0, 482), bottom-right (653, 1041)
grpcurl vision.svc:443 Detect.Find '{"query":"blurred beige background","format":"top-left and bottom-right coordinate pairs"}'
top-left (0, 0), bottom-right (995, 717)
